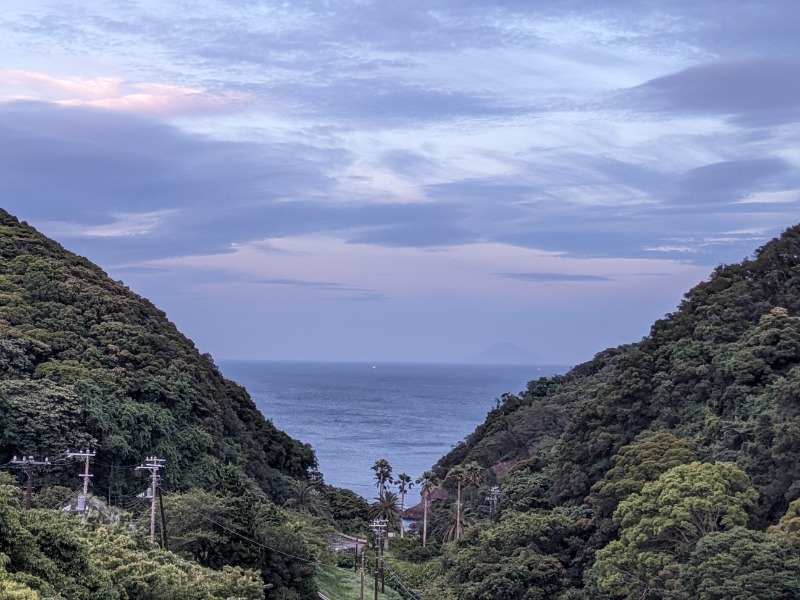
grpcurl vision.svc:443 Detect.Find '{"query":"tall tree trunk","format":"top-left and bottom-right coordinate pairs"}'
top-left (422, 491), bottom-right (428, 547)
top-left (400, 491), bottom-right (405, 538)
top-left (456, 481), bottom-right (462, 541)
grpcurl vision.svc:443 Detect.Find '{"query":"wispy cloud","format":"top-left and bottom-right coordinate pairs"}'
top-left (253, 277), bottom-right (385, 300)
top-left (0, 71), bottom-right (249, 116)
top-left (1, 0), bottom-right (799, 362)
top-left (39, 210), bottom-right (177, 238)
top-left (626, 59), bottom-right (800, 127)
top-left (499, 272), bottom-right (612, 282)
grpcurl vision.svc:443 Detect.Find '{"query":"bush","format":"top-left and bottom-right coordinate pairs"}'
top-left (390, 537), bottom-right (439, 562)
top-left (334, 551), bottom-right (357, 569)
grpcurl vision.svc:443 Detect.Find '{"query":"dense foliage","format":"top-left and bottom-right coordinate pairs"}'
top-left (0, 210), bottom-right (315, 500)
top-left (409, 224), bottom-right (800, 598)
top-left (0, 210), bottom-right (325, 596)
top-left (0, 472), bottom-right (266, 599)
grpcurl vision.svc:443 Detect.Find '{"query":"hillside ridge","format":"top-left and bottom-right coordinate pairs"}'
top-left (0, 208), bottom-right (315, 500)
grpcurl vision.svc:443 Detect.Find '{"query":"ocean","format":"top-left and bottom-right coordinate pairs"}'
top-left (217, 360), bottom-right (568, 502)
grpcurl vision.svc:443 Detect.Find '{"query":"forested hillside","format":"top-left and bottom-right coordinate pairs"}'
top-left (0, 209), bottom-right (335, 598)
top-left (418, 224), bottom-right (800, 598)
top-left (0, 209), bottom-right (315, 498)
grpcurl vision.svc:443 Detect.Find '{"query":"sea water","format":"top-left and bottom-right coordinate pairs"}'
top-left (217, 361), bottom-right (567, 502)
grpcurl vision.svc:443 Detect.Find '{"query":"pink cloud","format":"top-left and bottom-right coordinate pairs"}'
top-left (0, 70), bottom-right (249, 116)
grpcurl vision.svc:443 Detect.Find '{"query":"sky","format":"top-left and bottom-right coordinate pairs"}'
top-left (0, 1), bottom-right (798, 365)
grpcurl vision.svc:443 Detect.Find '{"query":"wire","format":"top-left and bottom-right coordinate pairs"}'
top-left (109, 487), bottom-right (151, 500)
top-left (385, 564), bottom-right (422, 600)
top-left (91, 460), bottom-right (144, 470)
top-left (158, 487), bottom-right (318, 565)
top-left (115, 497), bottom-right (150, 512)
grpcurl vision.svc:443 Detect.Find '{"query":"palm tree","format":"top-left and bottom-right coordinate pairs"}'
top-left (464, 462), bottom-right (484, 489)
top-left (415, 471), bottom-right (438, 547)
top-left (443, 504), bottom-right (476, 543)
top-left (445, 466), bottom-right (466, 542)
top-left (445, 462), bottom-right (483, 542)
top-left (395, 473), bottom-right (413, 538)
top-left (371, 458), bottom-right (394, 499)
top-left (370, 490), bottom-right (401, 549)
top-left (283, 481), bottom-right (330, 518)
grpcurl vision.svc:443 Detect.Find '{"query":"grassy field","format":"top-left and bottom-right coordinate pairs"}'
top-left (316, 565), bottom-right (403, 600)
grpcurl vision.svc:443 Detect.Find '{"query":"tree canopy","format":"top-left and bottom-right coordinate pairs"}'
top-left (0, 210), bottom-right (316, 501)
top-left (421, 223), bottom-right (800, 598)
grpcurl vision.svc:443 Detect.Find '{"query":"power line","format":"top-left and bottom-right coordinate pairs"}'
top-left (4, 452), bottom-right (392, 581)
top-left (195, 507), bottom-right (318, 564)
top-left (384, 563), bottom-right (422, 600)
top-left (93, 459), bottom-right (145, 470)
top-left (158, 488), bottom-right (318, 565)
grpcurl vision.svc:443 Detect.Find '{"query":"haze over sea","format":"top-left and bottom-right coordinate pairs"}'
top-left (218, 360), bottom-right (568, 502)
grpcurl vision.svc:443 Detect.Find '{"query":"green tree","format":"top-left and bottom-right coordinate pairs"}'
top-left (371, 458), bottom-right (393, 499)
top-left (446, 508), bottom-right (584, 599)
top-left (593, 462), bottom-right (757, 600)
top-left (320, 485), bottom-right (370, 536)
top-left (499, 458), bottom-right (551, 514)
top-left (464, 462), bottom-right (483, 488)
top-left (284, 481), bottom-right (330, 519)
top-left (395, 473), bottom-right (413, 538)
top-left (162, 490), bottom-right (236, 567)
top-left (0, 477), bottom-right (265, 600)
top-left (587, 433), bottom-right (698, 542)
top-left (0, 380), bottom-right (95, 459)
top-left (370, 490), bottom-right (401, 550)
top-left (445, 462), bottom-right (483, 542)
top-left (677, 527), bottom-right (800, 600)
top-left (415, 471), bottom-right (439, 547)
top-left (768, 496), bottom-right (800, 547)
top-left (162, 486), bottom-right (317, 598)
top-left (370, 490), bottom-right (401, 530)
top-left (445, 466), bottom-right (467, 542)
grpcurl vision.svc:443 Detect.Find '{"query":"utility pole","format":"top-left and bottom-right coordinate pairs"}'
top-left (370, 518), bottom-right (388, 597)
top-left (359, 550), bottom-right (365, 600)
top-left (11, 455), bottom-right (51, 510)
top-left (374, 550), bottom-right (379, 600)
top-left (488, 485), bottom-right (501, 519)
top-left (67, 449), bottom-right (96, 522)
top-left (136, 456), bottom-right (165, 543)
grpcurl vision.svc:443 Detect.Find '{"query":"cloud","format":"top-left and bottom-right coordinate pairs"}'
top-left (347, 223), bottom-right (476, 248)
top-left (644, 246), bottom-right (696, 254)
top-left (3, 97), bottom-right (795, 276)
top-left (0, 101), bottom-right (349, 254)
top-left (379, 149), bottom-right (440, 178)
top-left (144, 234), bottom-right (702, 302)
top-left (425, 179), bottom-right (541, 203)
top-left (278, 78), bottom-right (527, 126)
top-left (671, 158), bottom-right (792, 206)
top-left (3, 0), bottom-right (800, 364)
top-left (627, 59), bottom-right (800, 126)
top-left (499, 272), bottom-right (612, 282)
top-left (41, 210), bottom-right (176, 238)
top-left (0, 71), bottom-right (248, 116)
top-left (253, 277), bottom-right (384, 299)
